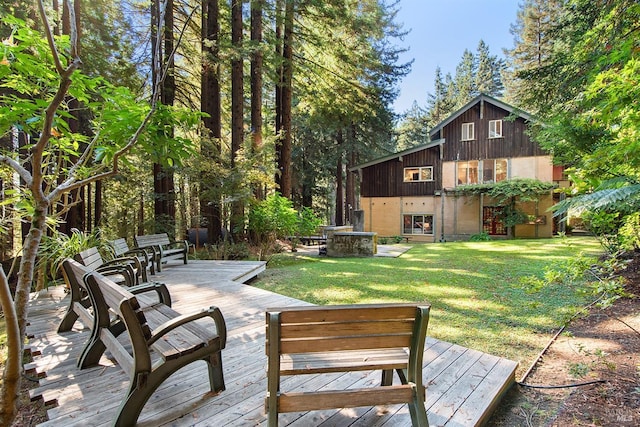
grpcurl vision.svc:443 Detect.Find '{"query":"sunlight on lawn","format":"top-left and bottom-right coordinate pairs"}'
top-left (256, 236), bottom-right (603, 374)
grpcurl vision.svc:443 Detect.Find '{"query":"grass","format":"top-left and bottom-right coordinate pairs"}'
top-left (254, 236), bottom-right (603, 375)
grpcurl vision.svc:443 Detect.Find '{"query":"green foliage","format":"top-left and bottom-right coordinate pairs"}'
top-left (469, 231), bottom-right (491, 241)
top-left (297, 207), bottom-right (323, 239)
top-left (619, 212), bottom-right (640, 251)
top-left (247, 194), bottom-right (323, 260)
top-left (248, 193), bottom-right (298, 240)
top-left (36, 228), bottom-right (108, 287)
top-left (198, 241), bottom-right (252, 261)
top-left (521, 250), bottom-right (630, 315)
top-left (519, 0), bottom-right (640, 258)
top-left (454, 178), bottom-right (556, 204)
top-left (247, 194), bottom-right (299, 260)
top-left (453, 179), bottom-right (556, 230)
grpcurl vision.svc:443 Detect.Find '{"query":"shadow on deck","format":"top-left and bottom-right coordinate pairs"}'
top-left (26, 259), bottom-right (517, 426)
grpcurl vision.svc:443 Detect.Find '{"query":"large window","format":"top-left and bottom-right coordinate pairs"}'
top-left (457, 160), bottom-right (479, 185)
top-left (488, 120), bottom-right (503, 138)
top-left (461, 122), bottom-right (474, 141)
top-left (403, 214), bottom-right (434, 235)
top-left (404, 166), bottom-right (433, 182)
top-left (458, 159), bottom-right (507, 185)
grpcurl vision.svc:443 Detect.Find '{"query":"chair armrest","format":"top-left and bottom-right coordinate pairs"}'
top-left (167, 239), bottom-right (189, 251)
top-left (147, 306), bottom-right (227, 348)
top-left (136, 244), bottom-right (160, 259)
top-left (128, 282), bottom-right (172, 307)
top-left (96, 265), bottom-right (136, 286)
top-left (122, 248), bottom-right (151, 265)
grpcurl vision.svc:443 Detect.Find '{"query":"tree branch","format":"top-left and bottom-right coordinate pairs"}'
top-left (37, 0), bottom-right (64, 74)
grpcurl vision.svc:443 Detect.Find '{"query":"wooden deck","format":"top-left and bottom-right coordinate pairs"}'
top-left (26, 259), bottom-right (517, 426)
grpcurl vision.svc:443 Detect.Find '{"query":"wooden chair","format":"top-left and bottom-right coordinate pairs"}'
top-left (265, 303), bottom-right (431, 426)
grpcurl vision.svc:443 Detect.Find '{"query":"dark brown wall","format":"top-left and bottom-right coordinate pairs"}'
top-left (360, 146), bottom-right (441, 197)
top-left (441, 102), bottom-right (545, 161)
top-left (360, 101), bottom-right (548, 198)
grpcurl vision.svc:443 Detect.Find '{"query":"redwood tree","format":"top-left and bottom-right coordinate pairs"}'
top-left (201, 0), bottom-right (223, 243)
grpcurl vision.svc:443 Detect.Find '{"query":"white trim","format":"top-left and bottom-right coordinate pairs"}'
top-left (461, 122), bottom-right (475, 141)
top-left (489, 120), bottom-right (503, 138)
top-left (403, 166), bottom-right (434, 182)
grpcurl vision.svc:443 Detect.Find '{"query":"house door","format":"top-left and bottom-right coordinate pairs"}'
top-left (483, 206), bottom-right (507, 235)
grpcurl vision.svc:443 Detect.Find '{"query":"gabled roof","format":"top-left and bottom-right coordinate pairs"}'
top-left (349, 138), bottom-right (445, 171)
top-left (428, 93), bottom-right (534, 139)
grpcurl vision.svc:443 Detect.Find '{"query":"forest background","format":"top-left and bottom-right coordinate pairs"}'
top-left (0, 0), bottom-right (639, 424)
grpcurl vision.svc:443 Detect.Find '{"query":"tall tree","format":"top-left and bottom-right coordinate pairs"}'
top-left (275, 0), bottom-right (294, 198)
top-left (426, 67), bottom-right (455, 127)
top-left (230, 0), bottom-right (244, 236)
top-left (453, 49), bottom-right (475, 106)
top-left (475, 39), bottom-right (504, 97)
top-left (152, 0), bottom-right (176, 234)
top-left (201, 0), bottom-right (223, 243)
top-left (250, 0), bottom-right (264, 200)
top-left (504, 0), bottom-right (564, 110)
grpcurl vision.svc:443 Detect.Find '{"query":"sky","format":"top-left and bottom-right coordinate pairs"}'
top-left (392, 0), bottom-right (521, 114)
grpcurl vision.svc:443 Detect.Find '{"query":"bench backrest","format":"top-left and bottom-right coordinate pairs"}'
top-left (74, 247), bottom-right (106, 271)
top-left (84, 268), bottom-right (152, 373)
top-left (266, 303), bottom-right (429, 355)
top-left (109, 238), bottom-right (130, 257)
top-left (135, 233), bottom-right (171, 248)
top-left (61, 258), bottom-right (91, 294)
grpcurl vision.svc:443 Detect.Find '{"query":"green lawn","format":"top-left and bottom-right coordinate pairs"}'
top-left (254, 236), bottom-right (603, 376)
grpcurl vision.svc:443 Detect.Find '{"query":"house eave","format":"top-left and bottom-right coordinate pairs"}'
top-left (349, 138), bottom-right (445, 172)
top-left (428, 93), bottom-right (536, 140)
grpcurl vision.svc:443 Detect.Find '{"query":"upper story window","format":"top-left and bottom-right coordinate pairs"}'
top-left (404, 166), bottom-right (433, 182)
top-left (461, 122), bottom-right (475, 141)
top-left (489, 120), bottom-right (503, 138)
top-left (458, 159), bottom-right (507, 185)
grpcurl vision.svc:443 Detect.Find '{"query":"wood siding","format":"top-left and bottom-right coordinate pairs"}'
top-left (360, 146), bottom-right (442, 197)
top-left (440, 103), bottom-right (546, 161)
top-left (360, 100), bottom-right (548, 198)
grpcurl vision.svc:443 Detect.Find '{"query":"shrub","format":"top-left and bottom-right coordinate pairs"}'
top-left (469, 232), bottom-right (491, 241)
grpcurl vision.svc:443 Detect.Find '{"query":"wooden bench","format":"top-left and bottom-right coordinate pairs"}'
top-left (57, 259), bottom-right (171, 335)
top-left (265, 303), bottom-right (431, 427)
top-left (74, 246), bottom-right (140, 286)
top-left (80, 260), bottom-right (227, 427)
top-left (134, 233), bottom-right (188, 272)
top-left (109, 237), bottom-right (155, 280)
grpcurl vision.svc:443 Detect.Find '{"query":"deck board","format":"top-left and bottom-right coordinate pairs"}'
top-left (27, 259), bottom-right (517, 426)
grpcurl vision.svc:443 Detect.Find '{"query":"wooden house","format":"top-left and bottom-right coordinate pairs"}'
top-left (350, 94), bottom-right (570, 241)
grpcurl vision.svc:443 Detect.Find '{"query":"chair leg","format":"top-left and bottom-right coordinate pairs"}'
top-left (408, 385), bottom-right (429, 427)
top-left (381, 369), bottom-right (394, 386)
top-left (207, 352), bottom-right (226, 393)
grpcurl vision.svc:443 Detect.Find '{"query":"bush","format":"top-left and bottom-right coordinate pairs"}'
top-left (247, 193), bottom-right (322, 260)
top-left (469, 232), bottom-right (491, 241)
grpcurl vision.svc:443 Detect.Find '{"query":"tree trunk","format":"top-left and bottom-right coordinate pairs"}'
top-left (230, 0), bottom-right (244, 237)
top-left (278, 0), bottom-right (294, 198)
top-left (346, 148), bottom-right (356, 225)
top-left (94, 180), bottom-right (102, 227)
top-left (200, 0), bottom-right (223, 243)
top-left (335, 129), bottom-right (344, 226)
top-left (60, 0), bottom-right (84, 234)
top-left (251, 0), bottom-right (264, 200)
top-left (152, 0), bottom-right (176, 234)
top-left (274, 0), bottom-right (283, 192)
top-left (0, 266), bottom-right (20, 425)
